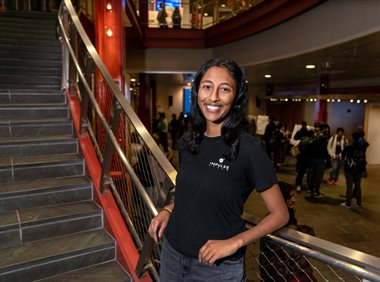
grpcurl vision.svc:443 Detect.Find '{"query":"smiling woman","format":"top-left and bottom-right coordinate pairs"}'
top-left (148, 58), bottom-right (289, 282)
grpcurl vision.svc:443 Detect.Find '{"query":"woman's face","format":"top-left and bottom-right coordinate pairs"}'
top-left (197, 66), bottom-right (237, 125)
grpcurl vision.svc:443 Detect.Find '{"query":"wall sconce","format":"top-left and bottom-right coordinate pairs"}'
top-left (106, 3), bottom-right (112, 11)
top-left (106, 28), bottom-right (113, 37)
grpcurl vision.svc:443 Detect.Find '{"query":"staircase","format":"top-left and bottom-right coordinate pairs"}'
top-left (0, 11), bottom-right (131, 281)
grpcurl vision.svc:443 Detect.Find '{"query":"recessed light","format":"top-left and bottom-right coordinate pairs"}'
top-left (306, 65), bottom-right (315, 69)
top-left (356, 99), bottom-right (361, 104)
top-left (130, 78), bottom-right (136, 82)
top-left (327, 99), bottom-right (330, 102)
top-left (337, 99), bottom-right (341, 102)
top-left (350, 99), bottom-right (354, 103)
top-left (264, 74), bottom-right (271, 78)
top-left (204, 13), bottom-right (208, 16)
top-left (364, 99), bottom-right (368, 103)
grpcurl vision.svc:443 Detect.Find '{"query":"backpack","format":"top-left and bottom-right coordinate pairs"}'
top-left (345, 146), bottom-right (366, 172)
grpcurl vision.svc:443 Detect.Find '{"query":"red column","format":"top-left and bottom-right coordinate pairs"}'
top-left (314, 100), bottom-right (327, 123)
top-left (94, 0), bottom-right (125, 109)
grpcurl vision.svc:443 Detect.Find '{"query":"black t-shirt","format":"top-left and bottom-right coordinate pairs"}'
top-left (165, 132), bottom-right (277, 258)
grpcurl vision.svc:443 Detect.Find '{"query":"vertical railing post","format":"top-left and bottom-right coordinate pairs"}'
top-left (135, 177), bottom-right (174, 278)
top-left (99, 98), bottom-right (123, 194)
top-left (60, 4), bottom-right (70, 91)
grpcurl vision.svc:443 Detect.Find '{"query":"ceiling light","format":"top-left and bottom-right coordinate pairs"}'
top-left (130, 78), bottom-right (136, 82)
top-left (337, 99), bottom-right (341, 102)
top-left (106, 3), bottom-right (112, 10)
top-left (327, 99), bottom-right (330, 102)
top-left (285, 98), bottom-right (288, 101)
top-left (350, 99), bottom-right (354, 103)
top-left (306, 65), bottom-right (315, 69)
top-left (204, 13), bottom-right (208, 16)
top-left (364, 99), bottom-right (368, 103)
top-left (356, 99), bottom-right (360, 103)
top-left (221, 4), bottom-right (226, 7)
top-left (314, 98), bottom-right (317, 102)
top-left (332, 99), bottom-right (335, 102)
top-left (264, 74), bottom-right (271, 78)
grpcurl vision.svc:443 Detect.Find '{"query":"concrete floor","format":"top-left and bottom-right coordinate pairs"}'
top-left (244, 158), bottom-right (380, 281)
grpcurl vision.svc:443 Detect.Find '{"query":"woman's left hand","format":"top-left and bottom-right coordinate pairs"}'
top-left (198, 238), bottom-right (240, 265)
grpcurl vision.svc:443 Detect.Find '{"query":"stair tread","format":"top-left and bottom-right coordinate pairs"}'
top-left (0, 118), bottom-right (71, 125)
top-left (0, 201), bottom-right (100, 231)
top-left (0, 175), bottom-right (91, 195)
top-left (0, 229), bottom-right (114, 269)
top-left (39, 261), bottom-right (132, 282)
top-left (0, 153), bottom-right (82, 169)
top-left (0, 134), bottom-right (75, 144)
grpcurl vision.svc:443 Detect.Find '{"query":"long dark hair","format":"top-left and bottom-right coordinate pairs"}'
top-left (185, 58), bottom-right (248, 160)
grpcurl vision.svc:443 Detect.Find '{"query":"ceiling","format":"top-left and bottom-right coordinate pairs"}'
top-left (243, 30), bottom-right (380, 99)
top-left (150, 29), bottom-right (380, 102)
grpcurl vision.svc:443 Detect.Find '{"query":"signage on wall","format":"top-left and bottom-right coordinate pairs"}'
top-left (156, 0), bottom-right (181, 10)
top-left (183, 88), bottom-right (191, 118)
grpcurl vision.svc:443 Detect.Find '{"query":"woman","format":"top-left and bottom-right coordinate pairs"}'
top-left (148, 58), bottom-right (288, 281)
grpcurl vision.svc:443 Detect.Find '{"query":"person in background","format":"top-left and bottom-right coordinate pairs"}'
top-left (327, 127), bottom-right (348, 185)
top-left (149, 58), bottom-right (288, 281)
top-left (171, 7), bottom-right (182, 28)
top-left (156, 112), bottom-right (169, 153)
top-left (263, 116), bottom-right (276, 157)
top-left (341, 132), bottom-right (366, 208)
top-left (308, 123), bottom-right (329, 198)
top-left (169, 113), bottom-right (180, 150)
top-left (157, 2), bottom-right (168, 28)
top-left (272, 123), bottom-right (286, 169)
top-left (357, 129), bottom-right (369, 178)
top-left (294, 121), bottom-right (312, 192)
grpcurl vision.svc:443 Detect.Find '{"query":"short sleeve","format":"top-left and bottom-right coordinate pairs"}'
top-left (243, 135), bottom-right (277, 192)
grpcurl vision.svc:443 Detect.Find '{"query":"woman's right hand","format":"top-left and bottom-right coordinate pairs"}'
top-left (148, 208), bottom-right (171, 243)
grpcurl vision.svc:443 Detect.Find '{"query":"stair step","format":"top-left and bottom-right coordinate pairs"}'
top-left (0, 154), bottom-right (84, 184)
top-left (0, 201), bottom-right (102, 249)
top-left (0, 229), bottom-right (115, 281)
top-left (0, 42), bottom-right (60, 54)
top-left (0, 176), bottom-right (92, 213)
top-left (0, 119), bottom-right (72, 138)
top-left (38, 261), bottom-right (132, 282)
top-left (0, 10), bottom-right (58, 20)
top-left (0, 91), bottom-right (66, 104)
top-left (0, 74), bottom-right (61, 85)
top-left (0, 105), bottom-right (69, 120)
top-left (0, 135), bottom-right (77, 157)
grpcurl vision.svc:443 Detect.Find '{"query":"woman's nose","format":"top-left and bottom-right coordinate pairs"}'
top-left (209, 89), bottom-right (220, 102)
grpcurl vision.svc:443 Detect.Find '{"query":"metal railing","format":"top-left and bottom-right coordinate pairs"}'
top-left (58, 0), bottom-right (176, 280)
top-left (57, 1), bottom-right (380, 281)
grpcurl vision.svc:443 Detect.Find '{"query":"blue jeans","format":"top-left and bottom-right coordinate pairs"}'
top-left (160, 239), bottom-right (246, 282)
top-left (329, 158), bottom-right (344, 181)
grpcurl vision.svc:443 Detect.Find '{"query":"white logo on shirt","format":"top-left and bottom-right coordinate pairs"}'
top-left (209, 158), bottom-right (230, 171)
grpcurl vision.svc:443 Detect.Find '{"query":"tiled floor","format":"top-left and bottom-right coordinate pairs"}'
top-left (244, 159), bottom-right (380, 258)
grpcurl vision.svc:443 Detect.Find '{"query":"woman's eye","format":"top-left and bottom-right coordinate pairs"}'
top-left (202, 84), bottom-right (212, 91)
top-left (220, 87), bottom-right (232, 93)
